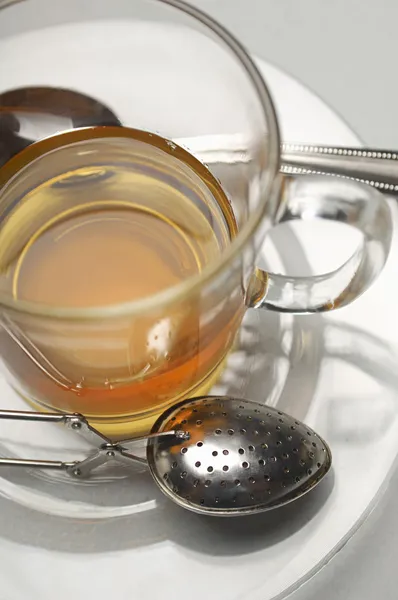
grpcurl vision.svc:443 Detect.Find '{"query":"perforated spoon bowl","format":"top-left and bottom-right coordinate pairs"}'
top-left (147, 396), bottom-right (332, 516)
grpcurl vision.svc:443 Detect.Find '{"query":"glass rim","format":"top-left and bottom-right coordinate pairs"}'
top-left (0, 0), bottom-right (281, 321)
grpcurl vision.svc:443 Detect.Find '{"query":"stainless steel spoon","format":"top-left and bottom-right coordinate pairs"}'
top-left (0, 396), bottom-right (331, 516)
top-left (0, 85), bottom-right (396, 194)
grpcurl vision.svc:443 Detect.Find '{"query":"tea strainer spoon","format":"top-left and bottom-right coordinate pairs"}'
top-left (0, 396), bottom-right (331, 516)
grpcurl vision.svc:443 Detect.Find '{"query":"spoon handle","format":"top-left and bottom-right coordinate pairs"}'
top-left (281, 143), bottom-right (398, 194)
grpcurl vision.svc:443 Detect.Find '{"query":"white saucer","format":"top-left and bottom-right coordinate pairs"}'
top-left (1, 22), bottom-right (398, 600)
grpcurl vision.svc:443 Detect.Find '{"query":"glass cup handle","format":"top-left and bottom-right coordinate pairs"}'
top-left (247, 175), bottom-right (393, 313)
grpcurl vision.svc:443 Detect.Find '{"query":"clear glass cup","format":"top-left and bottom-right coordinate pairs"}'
top-left (0, 0), bottom-right (392, 438)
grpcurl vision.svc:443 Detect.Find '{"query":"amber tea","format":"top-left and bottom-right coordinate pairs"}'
top-left (0, 129), bottom-right (243, 434)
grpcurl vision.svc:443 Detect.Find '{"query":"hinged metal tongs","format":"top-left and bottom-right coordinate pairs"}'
top-left (0, 409), bottom-right (189, 478)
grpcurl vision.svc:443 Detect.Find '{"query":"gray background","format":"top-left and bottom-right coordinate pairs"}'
top-left (196, 0), bottom-right (398, 148)
top-left (194, 1), bottom-right (398, 598)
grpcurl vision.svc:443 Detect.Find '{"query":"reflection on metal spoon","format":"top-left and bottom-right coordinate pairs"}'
top-left (0, 86), bottom-right (121, 168)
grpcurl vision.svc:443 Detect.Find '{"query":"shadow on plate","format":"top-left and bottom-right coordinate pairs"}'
top-left (0, 466), bottom-right (334, 555)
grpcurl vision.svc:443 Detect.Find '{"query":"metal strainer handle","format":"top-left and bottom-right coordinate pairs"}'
top-left (0, 408), bottom-right (188, 477)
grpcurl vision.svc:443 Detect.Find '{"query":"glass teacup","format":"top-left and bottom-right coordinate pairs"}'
top-left (0, 0), bottom-right (391, 437)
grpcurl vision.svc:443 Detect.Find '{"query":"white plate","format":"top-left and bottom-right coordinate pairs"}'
top-left (1, 20), bottom-right (398, 600)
